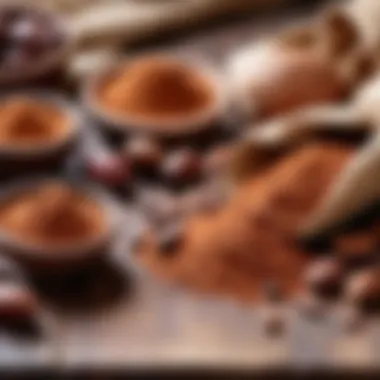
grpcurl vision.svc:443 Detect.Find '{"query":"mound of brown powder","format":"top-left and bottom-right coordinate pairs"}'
top-left (0, 99), bottom-right (70, 146)
top-left (0, 183), bottom-right (106, 247)
top-left (136, 141), bottom-right (355, 302)
top-left (98, 57), bottom-right (215, 124)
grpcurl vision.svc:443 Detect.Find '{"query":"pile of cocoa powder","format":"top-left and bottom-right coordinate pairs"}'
top-left (0, 183), bottom-right (106, 247)
top-left (98, 57), bottom-right (215, 125)
top-left (0, 99), bottom-right (70, 146)
top-left (136, 141), bottom-right (355, 302)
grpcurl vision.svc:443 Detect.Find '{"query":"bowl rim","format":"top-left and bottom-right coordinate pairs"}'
top-left (0, 92), bottom-right (80, 158)
top-left (0, 1), bottom-right (75, 85)
top-left (0, 178), bottom-right (116, 261)
top-left (81, 54), bottom-right (230, 137)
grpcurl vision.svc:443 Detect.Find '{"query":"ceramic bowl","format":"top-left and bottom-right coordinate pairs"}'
top-left (0, 179), bottom-right (115, 272)
top-left (0, 93), bottom-right (80, 175)
top-left (82, 55), bottom-right (229, 139)
top-left (0, 2), bottom-right (74, 86)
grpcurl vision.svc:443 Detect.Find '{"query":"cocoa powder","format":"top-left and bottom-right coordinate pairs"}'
top-left (136, 142), bottom-right (354, 302)
top-left (98, 57), bottom-right (215, 125)
top-left (0, 183), bottom-right (106, 247)
top-left (0, 99), bottom-right (70, 146)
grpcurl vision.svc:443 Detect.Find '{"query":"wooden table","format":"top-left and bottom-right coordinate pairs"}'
top-left (3, 1), bottom-right (380, 377)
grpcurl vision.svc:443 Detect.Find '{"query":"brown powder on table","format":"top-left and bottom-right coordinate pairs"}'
top-left (0, 183), bottom-right (106, 247)
top-left (98, 57), bottom-right (215, 124)
top-left (136, 142), bottom-right (355, 302)
top-left (0, 99), bottom-right (70, 146)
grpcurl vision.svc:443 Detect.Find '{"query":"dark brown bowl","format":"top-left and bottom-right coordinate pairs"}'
top-left (0, 179), bottom-right (116, 273)
top-left (0, 93), bottom-right (81, 176)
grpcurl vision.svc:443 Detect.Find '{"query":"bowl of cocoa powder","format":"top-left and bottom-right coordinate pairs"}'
top-left (0, 3), bottom-right (73, 86)
top-left (0, 94), bottom-right (79, 174)
top-left (83, 55), bottom-right (228, 138)
top-left (0, 180), bottom-right (113, 271)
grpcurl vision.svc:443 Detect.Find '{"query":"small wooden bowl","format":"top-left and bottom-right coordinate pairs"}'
top-left (82, 55), bottom-right (228, 140)
top-left (0, 93), bottom-right (80, 176)
top-left (0, 2), bottom-right (74, 86)
top-left (0, 179), bottom-right (115, 273)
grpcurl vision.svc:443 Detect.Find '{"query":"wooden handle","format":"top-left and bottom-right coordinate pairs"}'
top-left (69, 0), bottom-right (289, 48)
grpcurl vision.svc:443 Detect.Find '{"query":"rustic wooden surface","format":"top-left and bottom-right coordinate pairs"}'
top-left (3, 0), bottom-right (380, 376)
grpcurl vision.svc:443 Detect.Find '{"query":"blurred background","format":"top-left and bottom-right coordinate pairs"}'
top-left (5, 0), bottom-right (380, 379)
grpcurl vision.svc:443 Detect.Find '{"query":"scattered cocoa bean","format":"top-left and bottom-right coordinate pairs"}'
top-left (87, 152), bottom-right (132, 188)
top-left (124, 136), bottom-right (163, 173)
top-left (161, 148), bottom-right (202, 187)
top-left (345, 269), bottom-right (380, 309)
top-left (0, 284), bottom-right (37, 319)
top-left (304, 257), bottom-right (343, 297)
